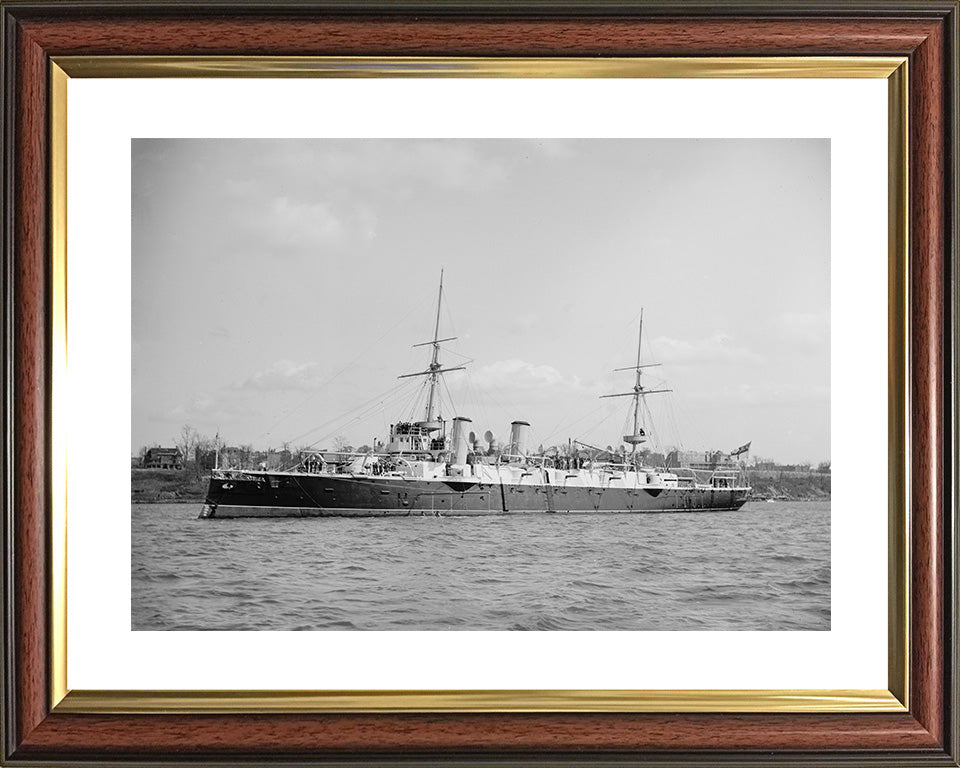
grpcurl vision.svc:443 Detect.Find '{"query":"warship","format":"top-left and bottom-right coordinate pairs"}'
top-left (201, 274), bottom-right (751, 519)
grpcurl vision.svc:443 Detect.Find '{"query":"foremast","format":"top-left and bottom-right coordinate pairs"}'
top-left (601, 308), bottom-right (672, 457)
top-left (397, 269), bottom-right (466, 432)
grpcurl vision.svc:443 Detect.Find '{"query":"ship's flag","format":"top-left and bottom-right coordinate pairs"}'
top-left (730, 441), bottom-right (752, 456)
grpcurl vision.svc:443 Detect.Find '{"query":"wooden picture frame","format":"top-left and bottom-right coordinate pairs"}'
top-left (2, 1), bottom-right (957, 765)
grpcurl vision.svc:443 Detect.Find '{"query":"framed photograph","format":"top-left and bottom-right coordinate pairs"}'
top-left (2, 1), bottom-right (957, 765)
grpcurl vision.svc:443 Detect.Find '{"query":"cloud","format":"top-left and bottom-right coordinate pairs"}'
top-left (412, 142), bottom-right (507, 189)
top-left (458, 358), bottom-right (589, 393)
top-left (336, 141), bottom-right (507, 191)
top-left (167, 359), bottom-right (328, 429)
top-left (167, 393), bottom-right (256, 426)
top-left (652, 332), bottom-right (762, 366)
top-left (267, 197), bottom-right (344, 245)
top-left (236, 360), bottom-right (325, 392)
top-left (220, 194), bottom-right (377, 255)
top-left (248, 140), bottom-right (508, 197)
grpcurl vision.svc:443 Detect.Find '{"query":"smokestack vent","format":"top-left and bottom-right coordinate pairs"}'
top-left (450, 417), bottom-right (472, 466)
top-left (509, 420), bottom-right (531, 456)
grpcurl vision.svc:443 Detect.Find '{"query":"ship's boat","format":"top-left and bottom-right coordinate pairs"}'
top-left (201, 273), bottom-right (751, 519)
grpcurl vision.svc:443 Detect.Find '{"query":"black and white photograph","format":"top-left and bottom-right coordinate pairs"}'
top-left (131, 138), bottom-right (830, 632)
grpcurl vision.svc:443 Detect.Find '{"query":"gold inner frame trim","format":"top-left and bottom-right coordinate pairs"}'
top-left (53, 55), bottom-right (905, 79)
top-left (48, 55), bottom-right (910, 715)
top-left (56, 688), bottom-right (903, 714)
top-left (886, 60), bottom-right (910, 709)
top-left (50, 61), bottom-right (68, 711)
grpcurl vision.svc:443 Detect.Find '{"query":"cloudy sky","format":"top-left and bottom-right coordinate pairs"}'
top-left (132, 139), bottom-right (829, 463)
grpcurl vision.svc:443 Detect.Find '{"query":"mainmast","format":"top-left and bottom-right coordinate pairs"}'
top-left (601, 309), bottom-right (671, 455)
top-left (631, 309), bottom-right (644, 440)
top-left (397, 269), bottom-right (465, 428)
top-left (424, 268), bottom-right (445, 423)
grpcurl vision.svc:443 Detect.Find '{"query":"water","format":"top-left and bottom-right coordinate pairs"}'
top-left (132, 501), bottom-right (830, 631)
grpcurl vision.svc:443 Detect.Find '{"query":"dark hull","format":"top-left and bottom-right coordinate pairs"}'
top-left (202, 473), bottom-right (749, 518)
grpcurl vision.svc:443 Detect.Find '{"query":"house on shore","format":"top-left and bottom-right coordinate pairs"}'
top-left (141, 447), bottom-right (183, 470)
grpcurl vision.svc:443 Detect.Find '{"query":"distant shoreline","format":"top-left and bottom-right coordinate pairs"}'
top-left (742, 469), bottom-right (831, 502)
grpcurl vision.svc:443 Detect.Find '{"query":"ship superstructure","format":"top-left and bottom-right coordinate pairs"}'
top-left (201, 275), bottom-right (751, 519)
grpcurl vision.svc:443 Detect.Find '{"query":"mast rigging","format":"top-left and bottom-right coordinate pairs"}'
top-left (601, 308), bottom-right (672, 455)
top-left (397, 269), bottom-right (465, 426)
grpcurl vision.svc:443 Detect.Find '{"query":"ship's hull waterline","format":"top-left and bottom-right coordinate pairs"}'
top-left (201, 472), bottom-right (749, 519)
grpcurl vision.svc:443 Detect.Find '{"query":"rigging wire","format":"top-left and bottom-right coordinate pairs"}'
top-left (253, 287), bottom-right (433, 446)
top-left (436, 288), bottom-right (484, 429)
top-left (641, 397), bottom-right (665, 456)
top-left (665, 396), bottom-right (688, 451)
top-left (440, 373), bottom-right (459, 422)
top-left (619, 411), bottom-right (632, 445)
top-left (315, 384), bottom-right (417, 445)
top-left (538, 403), bottom-right (604, 446)
top-left (443, 347), bottom-right (473, 361)
top-left (285, 378), bottom-right (414, 447)
top-left (641, 325), bottom-right (704, 452)
top-left (404, 378), bottom-right (430, 422)
top-left (277, 379), bottom-right (422, 469)
top-left (302, 381), bottom-right (423, 454)
top-left (464, 373), bottom-right (491, 441)
top-left (441, 282), bottom-right (529, 442)
top-left (577, 408), bottom-right (619, 448)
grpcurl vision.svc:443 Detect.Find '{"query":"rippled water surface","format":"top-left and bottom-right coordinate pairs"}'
top-left (132, 501), bottom-right (830, 630)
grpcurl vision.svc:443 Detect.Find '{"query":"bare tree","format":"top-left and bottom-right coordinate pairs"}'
top-left (176, 425), bottom-right (198, 470)
top-left (332, 435), bottom-right (351, 453)
top-left (194, 433), bottom-right (216, 478)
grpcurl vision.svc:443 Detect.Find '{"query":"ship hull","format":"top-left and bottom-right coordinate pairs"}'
top-left (202, 473), bottom-right (749, 518)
